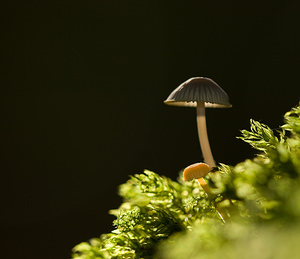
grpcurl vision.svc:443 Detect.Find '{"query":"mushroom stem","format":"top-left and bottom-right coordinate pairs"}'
top-left (197, 178), bottom-right (211, 194)
top-left (197, 103), bottom-right (227, 222)
top-left (196, 102), bottom-right (216, 168)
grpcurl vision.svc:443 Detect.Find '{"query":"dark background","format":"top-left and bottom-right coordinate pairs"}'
top-left (1, 1), bottom-right (299, 258)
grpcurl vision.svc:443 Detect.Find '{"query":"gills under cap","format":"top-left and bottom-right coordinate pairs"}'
top-left (164, 77), bottom-right (232, 108)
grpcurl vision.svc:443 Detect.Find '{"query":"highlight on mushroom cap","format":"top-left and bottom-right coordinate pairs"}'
top-left (164, 77), bottom-right (232, 108)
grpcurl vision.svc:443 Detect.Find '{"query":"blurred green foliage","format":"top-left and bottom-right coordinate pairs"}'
top-left (72, 103), bottom-right (300, 259)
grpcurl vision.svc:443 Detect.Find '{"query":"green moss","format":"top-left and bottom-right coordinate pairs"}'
top-left (72, 171), bottom-right (219, 258)
top-left (72, 103), bottom-right (300, 259)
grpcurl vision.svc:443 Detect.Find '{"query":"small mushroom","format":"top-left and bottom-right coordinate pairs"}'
top-left (183, 162), bottom-right (212, 193)
top-left (183, 162), bottom-right (227, 222)
top-left (183, 162), bottom-right (212, 181)
top-left (164, 77), bottom-right (231, 168)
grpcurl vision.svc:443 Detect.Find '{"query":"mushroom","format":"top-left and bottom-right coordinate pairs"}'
top-left (183, 162), bottom-right (212, 194)
top-left (164, 77), bottom-right (231, 222)
top-left (183, 162), bottom-right (227, 222)
top-left (164, 77), bottom-right (232, 168)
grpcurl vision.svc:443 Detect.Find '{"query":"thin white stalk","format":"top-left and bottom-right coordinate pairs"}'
top-left (196, 102), bottom-right (226, 222)
top-left (196, 102), bottom-right (216, 167)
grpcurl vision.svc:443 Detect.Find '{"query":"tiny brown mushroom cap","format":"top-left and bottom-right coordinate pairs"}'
top-left (164, 77), bottom-right (232, 108)
top-left (183, 162), bottom-right (212, 181)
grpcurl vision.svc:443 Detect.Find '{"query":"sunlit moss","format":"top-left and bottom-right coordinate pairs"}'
top-left (73, 103), bottom-right (300, 259)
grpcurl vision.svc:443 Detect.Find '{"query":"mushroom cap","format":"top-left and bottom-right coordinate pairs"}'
top-left (164, 77), bottom-right (232, 108)
top-left (183, 162), bottom-right (212, 181)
